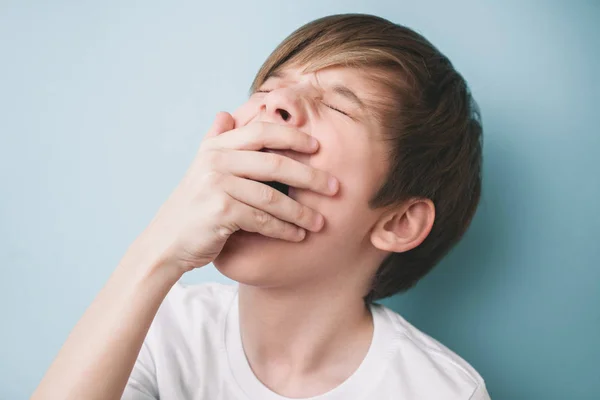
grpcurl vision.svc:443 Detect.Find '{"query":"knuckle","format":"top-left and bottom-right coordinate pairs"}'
top-left (212, 193), bottom-right (232, 217)
top-left (295, 204), bottom-right (306, 222)
top-left (308, 166), bottom-right (319, 183)
top-left (259, 185), bottom-right (278, 205)
top-left (265, 153), bottom-right (282, 170)
top-left (205, 149), bottom-right (224, 167)
top-left (197, 137), bottom-right (212, 154)
top-left (253, 209), bottom-right (271, 227)
top-left (202, 170), bottom-right (223, 188)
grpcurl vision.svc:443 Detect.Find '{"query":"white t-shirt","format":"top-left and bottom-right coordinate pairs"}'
top-left (122, 282), bottom-right (490, 400)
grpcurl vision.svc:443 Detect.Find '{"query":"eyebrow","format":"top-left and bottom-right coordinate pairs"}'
top-left (268, 71), bottom-right (284, 79)
top-left (330, 84), bottom-right (366, 110)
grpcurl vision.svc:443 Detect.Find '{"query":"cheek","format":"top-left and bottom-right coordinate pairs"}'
top-left (299, 144), bottom-right (381, 233)
top-left (303, 191), bottom-right (378, 251)
top-left (315, 133), bottom-right (380, 202)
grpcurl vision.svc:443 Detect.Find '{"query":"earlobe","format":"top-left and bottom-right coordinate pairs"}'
top-left (370, 199), bottom-right (435, 253)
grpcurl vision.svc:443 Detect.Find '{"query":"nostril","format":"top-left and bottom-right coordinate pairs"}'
top-left (277, 108), bottom-right (291, 122)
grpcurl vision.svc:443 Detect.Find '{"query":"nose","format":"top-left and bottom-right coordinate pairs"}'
top-left (261, 88), bottom-right (306, 127)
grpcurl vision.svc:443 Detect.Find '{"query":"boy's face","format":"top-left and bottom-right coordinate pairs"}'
top-left (214, 65), bottom-right (392, 290)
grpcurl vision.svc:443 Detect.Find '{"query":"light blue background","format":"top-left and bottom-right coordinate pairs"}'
top-left (1, 1), bottom-right (598, 399)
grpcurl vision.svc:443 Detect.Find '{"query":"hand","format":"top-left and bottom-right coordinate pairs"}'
top-left (132, 112), bottom-right (339, 274)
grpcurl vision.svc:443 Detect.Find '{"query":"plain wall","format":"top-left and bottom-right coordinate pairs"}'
top-left (1, 1), bottom-right (598, 399)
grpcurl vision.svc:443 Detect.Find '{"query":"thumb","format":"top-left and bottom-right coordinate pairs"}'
top-left (205, 111), bottom-right (235, 139)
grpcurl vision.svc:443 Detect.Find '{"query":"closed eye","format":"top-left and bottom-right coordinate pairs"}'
top-left (323, 102), bottom-right (349, 117)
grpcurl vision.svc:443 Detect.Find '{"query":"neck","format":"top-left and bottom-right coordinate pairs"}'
top-left (238, 277), bottom-right (373, 383)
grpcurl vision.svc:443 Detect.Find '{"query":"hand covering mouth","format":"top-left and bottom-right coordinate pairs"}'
top-left (259, 148), bottom-right (291, 196)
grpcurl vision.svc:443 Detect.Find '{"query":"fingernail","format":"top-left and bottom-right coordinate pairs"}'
top-left (314, 214), bottom-right (324, 230)
top-left (297, 228), bottom-right (306, 240)
top-left (328, 177), bottom-right (339, 194)
top-left (311, 137), bottom-right (319, 149)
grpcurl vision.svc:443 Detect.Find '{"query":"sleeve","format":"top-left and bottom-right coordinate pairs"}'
top-left (468, 383), bottom-right (491, 400)
top-left (121, 340), bottom-right (159, 400)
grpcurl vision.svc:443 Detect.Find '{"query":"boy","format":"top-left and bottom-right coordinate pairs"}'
top-left (33, 14), bottom-right (490, 400)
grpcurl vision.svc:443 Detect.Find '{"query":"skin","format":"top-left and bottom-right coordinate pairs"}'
top-left (31, 65), bottom-right (435, 399)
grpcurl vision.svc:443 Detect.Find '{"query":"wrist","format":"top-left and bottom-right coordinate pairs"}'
top-left (119, 237), bottom-right (184, 288)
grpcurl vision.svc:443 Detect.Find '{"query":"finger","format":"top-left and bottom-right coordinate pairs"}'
top-left (204, 111), bottom-right (235, 139)
top-left (210, 121), bottom-right (319, 154)
top-left (216, 150), bottom-right (338, 196)
top-left (222, 175), bottom-right (324, 232)
top-left (228, 198), bottom-right (307, 242)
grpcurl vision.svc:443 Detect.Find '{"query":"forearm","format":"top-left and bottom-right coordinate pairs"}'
top-left (32, 243), bottom-right (182, 400)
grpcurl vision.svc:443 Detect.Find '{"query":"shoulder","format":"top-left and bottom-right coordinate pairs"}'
top-left (373, 304), bottom-right (490, 399)
top-left (124, 281), bottom-right (238, 398)
top-left (148, 281), bottom-right (237, 340)
top-left (162, 280), bottom-right (237, 312)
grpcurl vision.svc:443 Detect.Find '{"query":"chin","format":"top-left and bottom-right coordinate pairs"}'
top-left (213, 230), bottom-right (318, 288)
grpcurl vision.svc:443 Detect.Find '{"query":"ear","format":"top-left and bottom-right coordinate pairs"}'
top-left (370, 198), bottom-right (435, 253)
